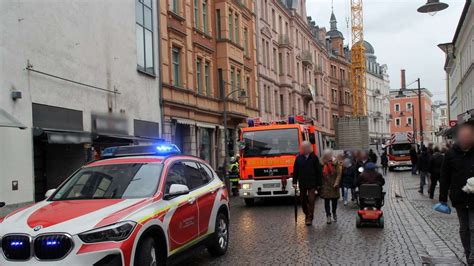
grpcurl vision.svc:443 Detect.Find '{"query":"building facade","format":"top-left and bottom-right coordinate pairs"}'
top-left (0, 0), bottom-right (162, 206)
top-left (159, 0), bottom-right (258, 169)
top-left (431, 100), bottom-right (448, 143)
top-left (255, 0), bottom-right (352, 149)
top-left (364, 41), bottom-right (391, 145)
top-left (389, 89), bottom-right (434, 144)
top-left (439, 0), bottom-right (473, 125)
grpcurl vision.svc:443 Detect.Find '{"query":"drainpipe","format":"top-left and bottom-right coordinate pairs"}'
top-left (157, 3), bottom-right (165, 139)
top-left (254, 1), bottom-right (262, 117)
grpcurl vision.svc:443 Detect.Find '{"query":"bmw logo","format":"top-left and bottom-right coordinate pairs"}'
top-left (33, 225), bottom-right (43, 231)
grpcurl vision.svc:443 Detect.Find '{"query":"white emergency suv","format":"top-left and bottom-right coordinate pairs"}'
top-left (0, 144), bottom-right (229, 265)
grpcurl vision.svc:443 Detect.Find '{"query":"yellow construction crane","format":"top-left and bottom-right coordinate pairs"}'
top-left (350, 0), bottom-right (367, 116)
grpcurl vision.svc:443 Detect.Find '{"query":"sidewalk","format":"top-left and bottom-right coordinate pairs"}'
top-left (399, 171), bottom-right (465, 264)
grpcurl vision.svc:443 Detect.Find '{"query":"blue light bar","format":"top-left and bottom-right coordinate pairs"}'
top-left (10, 241), bottom-right (24, 247)
top-left (101, 144), bottom-right (181, 158)
top-left (45, 240), bottom-right (60, 246)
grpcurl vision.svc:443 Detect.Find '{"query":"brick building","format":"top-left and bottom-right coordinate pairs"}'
top-left (389, 71), bottom-right (433, 143)
top-left (255, 0), bottom-right (352, 148)
top-left (159, 0), bottom-right (258, 168)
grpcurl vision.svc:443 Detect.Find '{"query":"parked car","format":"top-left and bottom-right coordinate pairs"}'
top-left (0, 144), bottom-right (230, 265)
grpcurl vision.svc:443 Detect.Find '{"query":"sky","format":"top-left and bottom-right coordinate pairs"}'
top-left (306, 0), bottom-right (465, 102)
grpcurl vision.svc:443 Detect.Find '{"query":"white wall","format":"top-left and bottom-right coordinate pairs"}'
top-left (0, 0), bottom-right (161, 205)
top-left (449, 3), bottom-right (474, 119)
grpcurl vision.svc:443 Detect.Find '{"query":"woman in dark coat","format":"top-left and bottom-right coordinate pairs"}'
top-left (320, 150), bottom-right (342, 224)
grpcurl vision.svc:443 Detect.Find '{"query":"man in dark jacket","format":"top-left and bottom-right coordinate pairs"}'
top-left (439, 123), bottom-right (474, 264)
top-left (428, 146), bottom-right (444, 199)
top-left (369, 149), bottom-right (378, 164)
top-left (410, 146), bottom-right (419, 175)
top-left (293, 141), bottom-right (323, 225)
top-left (418, 146), bottom-right (432, 194)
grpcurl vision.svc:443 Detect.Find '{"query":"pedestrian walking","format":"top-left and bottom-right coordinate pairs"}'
top-left (369, 149), bottom-right (378, 164)
top-left (428, 146), bottom-right (444, 199)
top-left (292, 141), bottom-right (323, 226)
top-left (418, 146), bottom-right (431, 194)
top-left (320, 149), bottom-right (342, 224)
top-left (439, 123), bottom-right (474, 264)
top-left (410, 146), bottom-right (419, 175)
top-left (381, 151), bottom-right (389, 175)
top-left (341, 158), bottom-right (357, 206)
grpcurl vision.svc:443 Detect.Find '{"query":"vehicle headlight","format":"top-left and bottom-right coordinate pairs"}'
top-left (78, 221), bottom-right (136, 243)
top-left (242, 183), bottom-right (251, 190)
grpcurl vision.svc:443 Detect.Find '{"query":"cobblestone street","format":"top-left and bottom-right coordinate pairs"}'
top-left (178, 171), bottom-right (465, 265)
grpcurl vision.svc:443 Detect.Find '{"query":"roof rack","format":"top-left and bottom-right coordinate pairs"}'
top-left (247, 115), bottom-right (314, 127)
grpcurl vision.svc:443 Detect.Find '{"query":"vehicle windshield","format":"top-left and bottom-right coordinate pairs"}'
top-left (51, 163), bottom-right (163, 200)
top-left (242, 128), bottom-right (299, 157)
top-left (390, 144), bottom-right (412, 156)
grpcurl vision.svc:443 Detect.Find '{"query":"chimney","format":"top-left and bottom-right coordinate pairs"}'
top-left (401, 69), bottom-right (406, 89)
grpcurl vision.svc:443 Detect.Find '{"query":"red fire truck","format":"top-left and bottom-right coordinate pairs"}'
top-left (387, 132), bottom-right (415, 171)
top-left (238, 116), bottom-right (320, 206)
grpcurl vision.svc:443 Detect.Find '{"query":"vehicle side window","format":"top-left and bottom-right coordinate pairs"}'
top-left (198, 163), bottom-right (214, 184)
top-left (165, 162), bottom-right (187, 194)
top-left (183, 161), bottom-right (207, 190)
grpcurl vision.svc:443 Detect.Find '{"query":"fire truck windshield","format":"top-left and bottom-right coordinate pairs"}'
top-left (242, 128), bottom-right (299, 157)
top-left (390, 143), bottom-right (412, 156)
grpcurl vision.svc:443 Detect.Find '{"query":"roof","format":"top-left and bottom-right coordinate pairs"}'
top-left (363, 41), bottom-right (375, 54)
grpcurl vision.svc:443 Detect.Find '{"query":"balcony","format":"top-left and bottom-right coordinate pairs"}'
top-left (301, 50), bottom-right (313, 66)
top-left (339, 79), bottom-right (349, 88)
top-left (314, 64), bottom-right (323, 74)
top-left (278, 34), bottom-right (290, 47)
top-left (301, 83), bottom-right (314, 101)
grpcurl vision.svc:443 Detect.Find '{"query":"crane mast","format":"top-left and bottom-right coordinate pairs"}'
top-left (350, 0), bottom-right (367, 116)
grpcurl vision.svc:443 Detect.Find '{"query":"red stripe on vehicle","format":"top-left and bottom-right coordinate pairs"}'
top-left (86, 157), bottom-right (164, 167)
top-left (77, 224), bottom-right (142, 266)
top-left (27, 199), bottom-right (123, 229)
top-left (94, 199), bottom-right (150, 228)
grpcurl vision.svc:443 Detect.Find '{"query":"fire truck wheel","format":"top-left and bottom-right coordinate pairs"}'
top-left (207, 212), bottom-right (229, 257)
top-left (244, 198), bottom-right (255, 206)
top-left (356, 215), bottom-right (362, 228)
top-left (135, 236), bottom-right (164, 266)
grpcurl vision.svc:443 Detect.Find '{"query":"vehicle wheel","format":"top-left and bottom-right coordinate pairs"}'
top-left (244, 198), bottom-right (255, 206)
top-left (135, 236), bottom-right (164, 266)
top-left (388, 167), bottom-right (394, 172)
top-left (356, 215), bottom-right (362, 228)
top-left (379, 216), bottom-right (384, 228)
top-left (207, 212), bottom-right (229, 257)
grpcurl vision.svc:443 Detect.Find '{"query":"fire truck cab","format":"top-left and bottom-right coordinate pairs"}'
top-left (238, 116), bottom-right (319, 206)
top-left (387, 132), bottom-right (415, 171)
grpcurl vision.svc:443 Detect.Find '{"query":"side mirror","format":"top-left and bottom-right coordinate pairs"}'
top-left (45, 189), bottom-right (56, 199)
top-left (309, 134), bottom-right (316, 145)
top-left (358, 167), bottom-right (364, 173)
top-left (0, 202), bottom-right (5, 208)
top-left (164, 184), bottom-right (190, 200)
top-left (238, 141), bottom-right (246, 150)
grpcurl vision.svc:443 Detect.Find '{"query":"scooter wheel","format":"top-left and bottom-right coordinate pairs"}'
top-left (356, 215), bottom-right (362, 228)
top-left (379, 216), bottom-right (384, 228)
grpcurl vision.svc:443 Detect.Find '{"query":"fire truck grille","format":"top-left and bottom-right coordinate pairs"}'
top-left (1, 235), bottom-right (31, 261)
top-left (34, 234), bottom-right (73, 260)
top-left (254, 167), bottom-right (288, 177)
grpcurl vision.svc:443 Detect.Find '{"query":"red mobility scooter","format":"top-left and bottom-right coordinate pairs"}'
top-left (356, 184), bottom-right (385, 228)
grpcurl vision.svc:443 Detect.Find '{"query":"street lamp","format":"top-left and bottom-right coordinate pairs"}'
top-left (417, 0), bottom-right (449, 15)
top-left (219, 76), bottom-right (248, 189)
top-left (397, 78), bottom-right (424, 147)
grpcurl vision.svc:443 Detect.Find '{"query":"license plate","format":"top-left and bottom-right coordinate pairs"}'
top-left (262, 183), bottom-right (280, 189)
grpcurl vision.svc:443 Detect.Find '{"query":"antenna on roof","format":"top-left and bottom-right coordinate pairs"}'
top-left (344, 0), bottom-right (350, 46)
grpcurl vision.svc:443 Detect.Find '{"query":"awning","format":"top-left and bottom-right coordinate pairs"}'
top-left (92, 133), bottom-right (161, 146)
top-left (0, 108), bottom-right (26, 129)
top-left (174, 118), bottom-right (195, 126)
top-left (33, 128), bottom-right (92, 144)
top-left (196, 122), bottom-right (218, 129)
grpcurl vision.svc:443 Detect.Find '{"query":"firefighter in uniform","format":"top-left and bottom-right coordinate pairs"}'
top-left (228, 156), bottom-right (240, 196)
